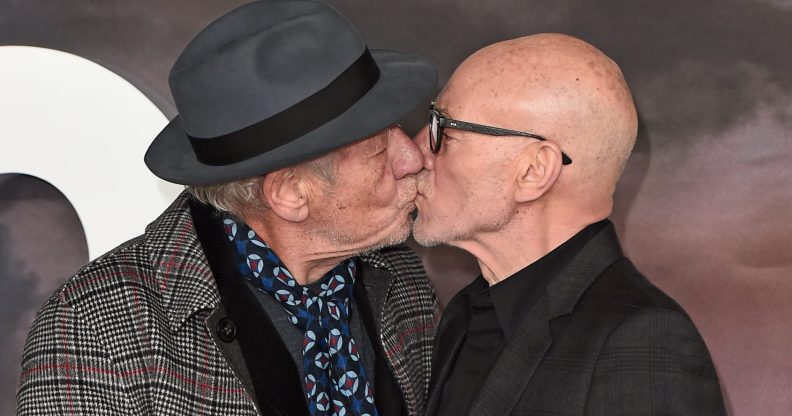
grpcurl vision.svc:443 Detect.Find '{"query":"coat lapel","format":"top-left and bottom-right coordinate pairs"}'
top-left (468, 223), bottom-right (624, 416)
top-left (355, 262), bottom-right (408, 416)
top-left (468, 298), bottom-right (552, 416)
top-left (190, 198), bottom-right (308, 416)
top-left (360, 246), bottom-right (440, 415)
top-left (424, 290), bottom-right (470, 416)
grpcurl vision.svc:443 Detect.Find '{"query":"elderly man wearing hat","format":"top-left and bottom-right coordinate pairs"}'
top-left (17, 1), bottom-right (438, 416)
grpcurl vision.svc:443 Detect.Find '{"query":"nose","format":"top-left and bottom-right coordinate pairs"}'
top-left (412, 124), bottom-right (435, 171)
top-left (390, 126), bottom-right (424, 179)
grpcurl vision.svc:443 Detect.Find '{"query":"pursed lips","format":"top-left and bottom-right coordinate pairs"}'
top-left (397, 175), bottom-right (419, 208)
top-left (415, 170), bottom-right (431, 199)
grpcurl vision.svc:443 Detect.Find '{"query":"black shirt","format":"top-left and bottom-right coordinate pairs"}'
top-left (436, 220), bottom-right (609, 416)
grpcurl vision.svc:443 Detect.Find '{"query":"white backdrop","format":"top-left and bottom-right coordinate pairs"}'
top-left (0, 46), bottom-right (182, 259)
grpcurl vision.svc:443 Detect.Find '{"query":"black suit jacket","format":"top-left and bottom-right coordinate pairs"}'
top-left (426, 223), bottom-right (726, 416)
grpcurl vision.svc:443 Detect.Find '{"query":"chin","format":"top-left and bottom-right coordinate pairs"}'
top-left (363, 216), bottom-right (412, 253)
top-left (386, 215), bottom-right (412, 245)
top-left (412, 215), bottom-right (442, 248)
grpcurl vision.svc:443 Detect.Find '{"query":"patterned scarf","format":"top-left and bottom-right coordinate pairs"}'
top-left (223, 217), bottom-right (379, 416)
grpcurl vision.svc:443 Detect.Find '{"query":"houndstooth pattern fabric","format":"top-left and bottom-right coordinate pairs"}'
top-left (359, 248), bottom-right (440, 416)
top-left (16, 192), bottom-right (439, 416)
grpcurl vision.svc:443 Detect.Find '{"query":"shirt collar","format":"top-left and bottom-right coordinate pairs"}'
top-left (488, 219), bottom-right (611, 339)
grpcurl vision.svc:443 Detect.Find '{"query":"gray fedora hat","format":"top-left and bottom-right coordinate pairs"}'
top-left (145, 0), bottom-right (437, 185)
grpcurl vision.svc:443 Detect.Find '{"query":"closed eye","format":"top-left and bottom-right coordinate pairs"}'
top-left (372, 146), bottom-right (387, 157)
top-left (443, 132), bottom-right (461, 143)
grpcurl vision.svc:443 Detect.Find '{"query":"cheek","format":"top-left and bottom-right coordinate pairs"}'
top-left (341, 163), bottom-right (395, 212)
top-left (369, 161), bottom-right (401, 205)
top-left (433, 159), bottom-right (471, 203)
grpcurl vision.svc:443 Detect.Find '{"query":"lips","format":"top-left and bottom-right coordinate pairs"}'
top-left (397, 187), bottom-right (418, 209)
top-left (399, 176), bottom-right (418, 201)
top-left (415, 181), bottom-right (432, 199)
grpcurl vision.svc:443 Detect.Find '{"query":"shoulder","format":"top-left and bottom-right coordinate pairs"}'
top-left (23, 232), bottom-right (165, 358)
top-left (18, 236), bottom-right (153, 413)
top-left (583, 307), bottom-right (725, 414)
top-left (54, 193), bottom-right (196, 310)
top-left (558, 257), bottom-right (715, 367)
top-left (568, 257), bottom-right (707, 349)
top-left (34, 194), bottom-right (195, 337)
top-left (594, 257), bottom-right (709, 351)
top-left (53, 234), bottom-right (156, 311)
top-left (578, 257), bottom-right (686, 313)
top-left (574, 260), bottom-right (725, 413)
top-left (584, 302), bottom-right (725, 414)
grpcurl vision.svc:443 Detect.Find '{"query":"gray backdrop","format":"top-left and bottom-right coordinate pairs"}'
top-left (2, 0), bottom-right (791, 414)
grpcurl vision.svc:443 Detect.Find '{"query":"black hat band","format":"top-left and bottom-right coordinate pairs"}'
top-left (187, 49), bottom-right (381, 166)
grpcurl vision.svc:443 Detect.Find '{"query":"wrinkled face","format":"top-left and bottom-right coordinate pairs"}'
top-left (310, 126), bottom-right (424, 252)
top-left (413, 96), bottom-right (517, 247)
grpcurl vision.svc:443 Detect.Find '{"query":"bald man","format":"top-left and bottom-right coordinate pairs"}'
top-left (414, 34), bottom-right (726, 416)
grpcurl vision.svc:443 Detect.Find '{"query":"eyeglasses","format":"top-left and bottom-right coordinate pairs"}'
top-left (429, 102), bottom-right (572, 165)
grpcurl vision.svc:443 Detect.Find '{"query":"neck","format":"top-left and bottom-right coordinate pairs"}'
top-left (245, 218), bottom-right (359, 286)
top-left (454, 207), bottom-right (604, 286)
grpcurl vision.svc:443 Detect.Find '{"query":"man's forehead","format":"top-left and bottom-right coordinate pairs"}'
top-left (435, 93), bottom-right (507, 123)
top-left (438, 71), bottom-right (512, 111)
top-left (434, 89), bottom-right (470, 117)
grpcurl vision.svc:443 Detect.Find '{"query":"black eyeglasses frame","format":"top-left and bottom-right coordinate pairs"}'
top-left (429, 102), bottom-right (572, 165)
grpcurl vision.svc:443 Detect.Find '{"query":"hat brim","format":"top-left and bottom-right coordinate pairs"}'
top-left (145, 49), bottom-right (437, 186)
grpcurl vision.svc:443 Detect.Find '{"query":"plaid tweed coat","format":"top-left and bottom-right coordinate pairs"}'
top-left (17, 193), bottom-right (439, 415)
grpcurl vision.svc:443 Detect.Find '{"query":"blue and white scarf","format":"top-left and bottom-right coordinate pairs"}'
top-left (223, 217), bottom-right (379, 416)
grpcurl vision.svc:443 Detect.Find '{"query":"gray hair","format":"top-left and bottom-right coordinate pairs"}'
top-left (187, 176), bottom-right (268, 221)
top-left (187, 151), bottom-right (340, 221)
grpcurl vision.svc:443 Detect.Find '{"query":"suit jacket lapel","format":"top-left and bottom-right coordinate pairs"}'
top-left (190, 199), bottom-right (308, 416)
top-left (469, 223), bottom-right (624, 416)
top-left (468, 297), bottom-right (551, 416)
top-left (355, 262), bottom-right (408, 416)
top-left (424, 290), bottom-right (470, 416)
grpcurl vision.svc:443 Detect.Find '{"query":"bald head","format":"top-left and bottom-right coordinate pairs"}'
top-left (413, 34), bottom-right (638, 273)
top-left (442, 33), bottom-right (638, 199)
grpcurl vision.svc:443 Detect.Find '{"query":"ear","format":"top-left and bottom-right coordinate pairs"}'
top-left (514, 142), bottom-right (564, 203)
top-left (261, 168), bottom-right (310, 222)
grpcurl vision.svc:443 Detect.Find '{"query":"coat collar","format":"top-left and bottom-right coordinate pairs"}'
top-left (143, 191), bottom-right (221, 333)
top-left (543, 222), bottom-right (624, 320)
top-left (144, 192), bottom-right (403, 333)
top-left (190, 197), bottom-right (308, 416)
